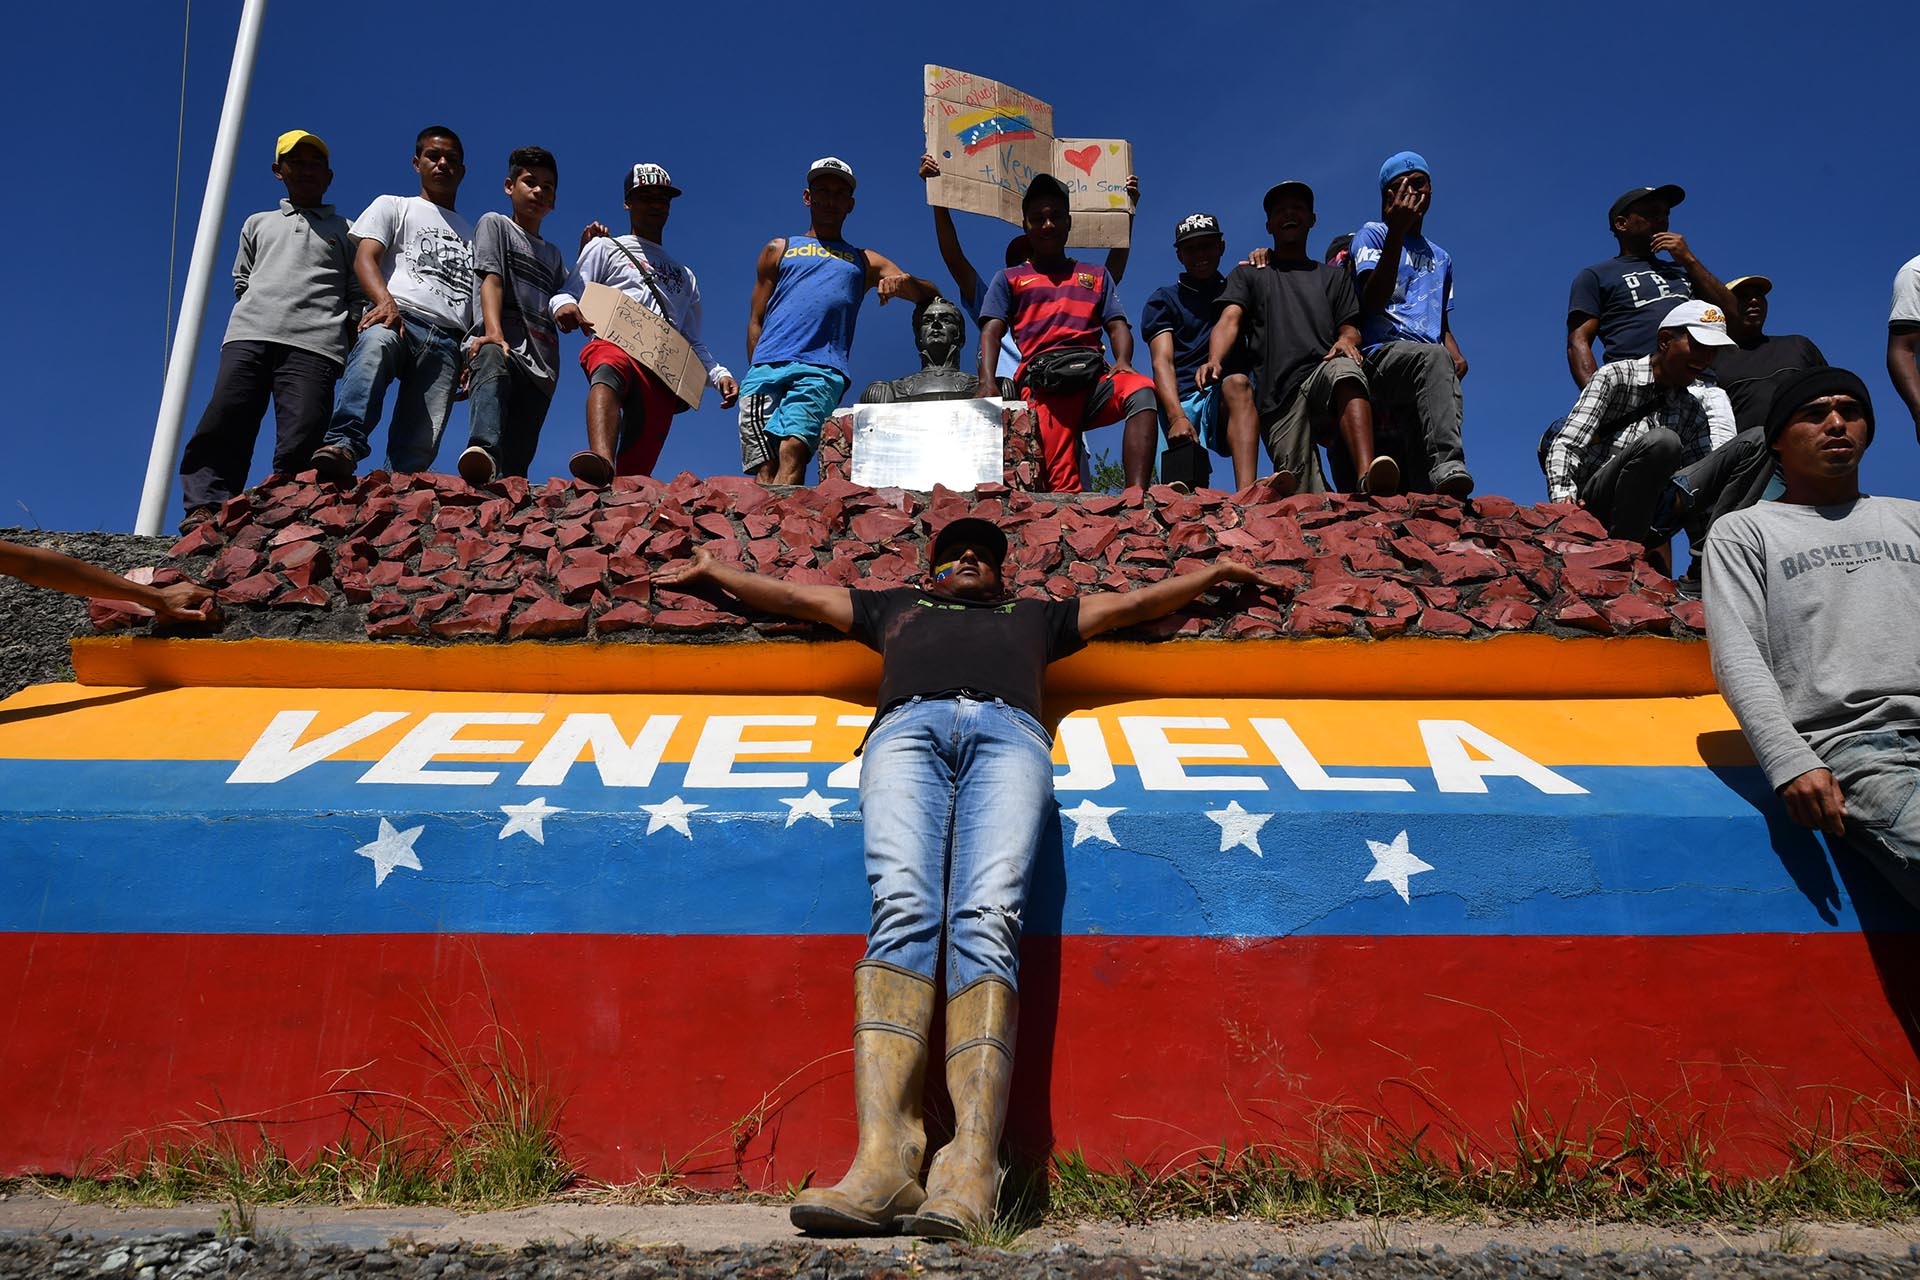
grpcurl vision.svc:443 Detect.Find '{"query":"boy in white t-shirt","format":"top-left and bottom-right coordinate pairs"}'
top-left (312, 125), bottom-right (473, 481)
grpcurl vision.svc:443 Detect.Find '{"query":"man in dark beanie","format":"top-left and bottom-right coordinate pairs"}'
top-left (1703, 367), bottom-right (1920, 906)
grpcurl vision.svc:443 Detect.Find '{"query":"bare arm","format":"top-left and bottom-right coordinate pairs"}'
top-left (865, 248), bottom-right (936, 306)
top-left (470, 274), bottom-right (507, 356)
top-left (1147, 332), bottom-right (1189, 438)
top-left (354, 238), bottom-right (401, 331)
top-left (976, 317), bottom-right (1008, 399)
top-left (1077, 561), bottom-right (1285, 639)
top-left (744, 238), bottom-right (785, 365)
top-left (1106, 316), bottom-right (1135, 373)
top-left (654, 547), bottom-right (853, 632)
top-left (1441, 311), bottom-right (1467, 380)
top-left (1653, 232), bottom-right (1736, 312)
top-left (1889, 329), bottom-right (1920, 434)
top-left (1102, 174), bottom-right (1139, 283)
top-left (1566, 316), bottom-right (1600, 389)
top-left (0, 540), bottom-right (211, 620)
top-left (921, 154), bottom-right (979, 299)
top-left (1196, 303), bottom-right (1244, 389)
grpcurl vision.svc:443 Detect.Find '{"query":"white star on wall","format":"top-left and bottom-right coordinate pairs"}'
top-left (642, 795), bottom-right (706, 839)
top-left (1365, 830), bottom-right (1433, 904)
top-left (356, 818), bottom-right (424, 887)
top-left (1206, 801), bottom-right (1273, 857)
top-left (1059, 799), bottom-right (1123, 847)
top-left (498, 797), bottom-right (565, 845)
top-left (780, 790), bottom-right (846, 828)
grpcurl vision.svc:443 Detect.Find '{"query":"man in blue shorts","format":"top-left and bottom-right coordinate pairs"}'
top-left (1141, 213), bottom-right (1259, 490)
top-left (740, 157), bottom-right (936, 484)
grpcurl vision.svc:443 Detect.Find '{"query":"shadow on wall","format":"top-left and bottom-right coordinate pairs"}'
top-left (1704, 727), bottom-right (1920, 1072)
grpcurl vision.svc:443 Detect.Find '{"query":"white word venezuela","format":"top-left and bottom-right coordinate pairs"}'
top-left (229, 711), bottom-right (1586, 796)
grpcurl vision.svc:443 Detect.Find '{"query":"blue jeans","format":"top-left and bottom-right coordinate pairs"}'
top-left (858, 694), bottom-right (1055, 995)
top-left (464, 343), bottom-right (553, 478)
top-left (323, 315), bottom-right (462, 472)
top-left (1823, 729), bottom-right (1920, 910)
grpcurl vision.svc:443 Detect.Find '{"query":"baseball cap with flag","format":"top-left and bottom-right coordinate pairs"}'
top-left (624, 163), bottom-right (681, 198)
top-left (1657, 299), bottom-right (1735, 347)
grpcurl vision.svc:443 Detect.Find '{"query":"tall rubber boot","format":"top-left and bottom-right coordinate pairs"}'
top-left (902, 977), bottom-right (1017, 1239)
top-left (789, 962), bottom-right (936, 1234)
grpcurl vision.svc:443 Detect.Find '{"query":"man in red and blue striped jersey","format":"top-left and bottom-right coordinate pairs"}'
top-left (975, 175), bottom-right (1158, 493)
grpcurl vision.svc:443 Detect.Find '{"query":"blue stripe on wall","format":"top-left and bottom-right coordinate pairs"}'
top-left (0, 759), bottom-right (1898, 938)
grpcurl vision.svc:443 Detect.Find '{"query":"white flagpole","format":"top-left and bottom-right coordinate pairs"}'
top-left (135, 0), bottom-right (270, 535)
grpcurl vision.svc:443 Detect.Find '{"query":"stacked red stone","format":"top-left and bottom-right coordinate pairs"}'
top-left (97, 470), bottom-right (1705, 642)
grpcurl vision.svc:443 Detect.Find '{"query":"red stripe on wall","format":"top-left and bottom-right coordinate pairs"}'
top-left (5, 933), bottom-right (1918, 1181)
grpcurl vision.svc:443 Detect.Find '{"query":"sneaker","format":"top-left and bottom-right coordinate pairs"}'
top-left (1361, 455), bottom-right (1401, 497)
top-left (310, 444), bottom-right (356, 484)
top-left (1436, 470), bottom-right (1475, 500)
top-left (457, 445), bottom-right (497, 486)
top-left (1273, 469), bottom-right (1299, 499)
top-left (568, 450), bottom-right (614, 487)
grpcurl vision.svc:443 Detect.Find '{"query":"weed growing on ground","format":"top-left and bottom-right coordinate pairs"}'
top-left (37, 968), bottom-right (575, 1211)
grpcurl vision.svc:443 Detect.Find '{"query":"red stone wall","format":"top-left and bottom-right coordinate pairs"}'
top-left (97, 471), bottom-right (1702, 642)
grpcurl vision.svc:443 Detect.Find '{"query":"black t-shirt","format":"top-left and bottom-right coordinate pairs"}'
top-left (1141, 272), bottom-right (1240, 398)
top-left (1566, 253), bottom-right (1692, 363)
top-left (1217, 258), bottom-right (1359, 418)
top-left (848, 587), bottom-right (1085, 732)
top-left (1709, 333), bottom-right (1827, 430)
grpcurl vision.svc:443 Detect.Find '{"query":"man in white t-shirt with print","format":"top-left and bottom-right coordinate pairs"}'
top-left (1888, 253), bottom-right (1920, 438)
top-left (312, 125), bottom-right (473, 481)
top-left (550, 163), bottom-right (737, 484)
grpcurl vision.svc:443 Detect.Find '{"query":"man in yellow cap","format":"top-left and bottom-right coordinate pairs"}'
top-left (175, 130), bottom-right (357, 530)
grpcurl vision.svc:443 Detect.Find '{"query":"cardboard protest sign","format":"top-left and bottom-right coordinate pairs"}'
top-left (847, 400), bottom-right (1005, 490)
top-left (576, 282), bottom-right (706, 411)
top-left (923, 66), bottom-right (1135, 249)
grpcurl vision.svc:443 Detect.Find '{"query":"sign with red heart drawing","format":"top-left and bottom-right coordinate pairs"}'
top-left (922, 65), bottom-right (1134, 249)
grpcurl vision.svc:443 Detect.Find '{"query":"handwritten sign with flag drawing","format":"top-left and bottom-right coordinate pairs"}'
top-left (923, 66), bottom-right (1134, 249)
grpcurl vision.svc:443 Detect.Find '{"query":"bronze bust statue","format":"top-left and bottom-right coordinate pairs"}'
top-left (859, 296), bottom-right (982, 403)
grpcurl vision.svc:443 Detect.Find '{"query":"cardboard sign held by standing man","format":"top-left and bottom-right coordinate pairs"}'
top-left (922, 65), bottom-right (1134, 249)
top-left (577, 281), bottom-right (707, 412)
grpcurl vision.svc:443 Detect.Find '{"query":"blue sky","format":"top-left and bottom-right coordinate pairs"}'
top-left (6, 1), bottom-right (1917, 534)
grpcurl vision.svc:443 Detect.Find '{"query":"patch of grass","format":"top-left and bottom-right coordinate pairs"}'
top-left (36, 969), bottom-right (576, 1211)
top-left (1039, 1077), bottom-right (1920, 1226)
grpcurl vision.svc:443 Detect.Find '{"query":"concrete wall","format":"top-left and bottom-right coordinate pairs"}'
top-left (4, 635), bottom-right (1917, 1184)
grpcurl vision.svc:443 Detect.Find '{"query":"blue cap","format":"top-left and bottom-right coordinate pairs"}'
top-left (1379, 151), bottom-right (1429, 190)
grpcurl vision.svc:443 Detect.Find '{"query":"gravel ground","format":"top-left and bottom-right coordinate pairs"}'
top-left (0, 527), bottom-right (173, 699)
top-left (5, 1231), bottom-right (1920, 1280)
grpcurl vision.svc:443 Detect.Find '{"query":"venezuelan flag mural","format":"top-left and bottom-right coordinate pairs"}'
top-left (4, 648), bottom-right (1919, 1182)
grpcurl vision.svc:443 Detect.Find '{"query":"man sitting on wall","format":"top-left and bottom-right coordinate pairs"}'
top-left (656, 519), bottom-right (1281, 1238)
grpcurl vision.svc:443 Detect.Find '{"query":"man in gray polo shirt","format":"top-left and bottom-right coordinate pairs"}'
top-left (176, 129), bottom-right (356, 528)
top-left (1705, 367), bottom-right (1920, 908)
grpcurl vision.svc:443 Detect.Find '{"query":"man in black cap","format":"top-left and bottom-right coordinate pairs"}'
top-left (1198, 180), bottom-right (1399, 496)
top-left (1141, 213), bottom-right (1260, 489)
top-left (1566, 184), bottom-right (1738, 389)
top-left (1704, 367), bottom-right (1920, 909)
top-left (656, 522), bottom-right (1280, 1239)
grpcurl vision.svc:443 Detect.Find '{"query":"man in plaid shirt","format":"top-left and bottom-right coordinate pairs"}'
top-left (1544, 299), bottom-right (1734, 543)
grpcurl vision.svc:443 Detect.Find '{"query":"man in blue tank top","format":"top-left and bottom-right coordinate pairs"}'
top-left (739, 157), bottom-right (937, 484)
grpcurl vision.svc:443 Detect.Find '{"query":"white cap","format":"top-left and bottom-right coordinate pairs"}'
top-left (807, 156), bottom-right (856, 189)
top-left (1658, 299), bottom-right (1735, 347)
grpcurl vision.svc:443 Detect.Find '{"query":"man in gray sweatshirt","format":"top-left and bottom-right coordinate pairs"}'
top-left (1704, 366), bottom-right (1920, 907)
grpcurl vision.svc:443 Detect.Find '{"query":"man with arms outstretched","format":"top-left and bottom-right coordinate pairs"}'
top-left (739, 158), bottom-right (935, 484)
top-left (657, 520), bottom-right (1280, 1238)
top-left (1706, 368), bottom-right (1920, 909)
